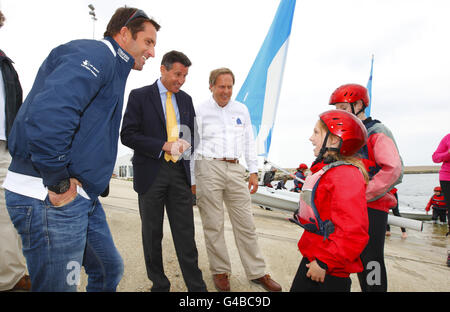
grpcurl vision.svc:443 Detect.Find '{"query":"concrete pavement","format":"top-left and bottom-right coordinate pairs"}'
top-left (79, 178), bottom-right (449, 292)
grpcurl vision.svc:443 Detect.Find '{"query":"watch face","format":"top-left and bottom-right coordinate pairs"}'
top-left (49, 178), bottom-right (70, 194)
top-left (59, 178), bottom-right (70, 193)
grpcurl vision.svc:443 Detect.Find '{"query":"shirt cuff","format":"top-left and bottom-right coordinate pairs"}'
top-left (315, 258), bottom-right (328, 272)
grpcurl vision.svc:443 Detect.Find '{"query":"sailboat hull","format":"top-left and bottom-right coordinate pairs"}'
top-left (251, 187), bottom-right (425, 231)
top-left (251, 186), bottom-right (299, 212)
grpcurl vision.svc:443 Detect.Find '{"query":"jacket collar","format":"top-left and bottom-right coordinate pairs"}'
top-left (102, 37), bottom-right (134, 76)
top-left (0, 49), bottom-right (13, 64)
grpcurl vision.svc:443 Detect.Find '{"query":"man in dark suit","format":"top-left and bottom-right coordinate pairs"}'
top-left (121, 50), bottom-right (206, 292)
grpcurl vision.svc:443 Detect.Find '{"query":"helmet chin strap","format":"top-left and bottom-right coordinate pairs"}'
top-left (318, 131), bottom-right (340, 160)
top-left (350, 103), bottom-right (365, 117)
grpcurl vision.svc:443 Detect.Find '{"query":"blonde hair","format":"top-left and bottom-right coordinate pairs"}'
top-left (318, 120), bottom-right (369, 183)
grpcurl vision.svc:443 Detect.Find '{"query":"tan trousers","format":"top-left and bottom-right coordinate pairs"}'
top-left (195, 159), bottom-right (266, 280)
top-left (0, 141), bottom-right (26, 291)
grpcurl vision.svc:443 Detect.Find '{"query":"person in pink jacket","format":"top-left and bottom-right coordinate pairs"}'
top-left (432, 133), bottom-right (450, 267)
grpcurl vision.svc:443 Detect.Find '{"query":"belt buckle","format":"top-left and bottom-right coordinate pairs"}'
top-left (214, 157), bottom-right (238, 164)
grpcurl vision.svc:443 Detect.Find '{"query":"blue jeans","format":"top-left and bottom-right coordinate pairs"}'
top-left (5, 190), bottom-right (123, 292)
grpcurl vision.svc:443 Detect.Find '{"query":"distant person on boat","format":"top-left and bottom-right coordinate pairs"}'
top-left (385, 188), bottom-right (407, 238)
top-left (432, 133), bottom-right (450, 235)
top-left (329, 83), bottom-right (403, 292)
top-left (425, 186), bottom-right (448, 224)
top-left (291, 163), bottom-right (308, 192)
top-left (290, 109), bottom-right (369, 292)
top-left (276, 176), bottom-right (288, 190)
top-left (191, 67), bottom-right (281, 292)
top-left (263, 166), bottom-right (277, 188)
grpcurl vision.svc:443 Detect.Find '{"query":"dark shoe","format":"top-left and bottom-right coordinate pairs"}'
top-left (447, 251), bottom-right (450, 267)
top-left (12, 275), bottom-right (31, 291)
top-left (213, 273), bottom-right (230, 292)
top-left (251, 274), bottom-right (281, 292)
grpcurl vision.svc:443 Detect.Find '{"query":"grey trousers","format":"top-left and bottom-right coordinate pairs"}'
top-left (0, 141), bottom-right (27, 291)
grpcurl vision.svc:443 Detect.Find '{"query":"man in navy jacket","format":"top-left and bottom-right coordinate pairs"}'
top-left (3, 7), bottom-right (160, 291)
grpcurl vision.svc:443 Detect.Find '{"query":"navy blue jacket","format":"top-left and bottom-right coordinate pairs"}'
top-left (8, 37), bottom-right (133, 199)
top-left (120, 81), bottom-right (196, 194)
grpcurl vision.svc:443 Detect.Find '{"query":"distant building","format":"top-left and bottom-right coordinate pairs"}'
top-left (114, 153), bottom-right (133, 178)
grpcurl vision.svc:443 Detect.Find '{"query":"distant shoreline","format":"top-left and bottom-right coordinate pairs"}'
top-left (402, 165), bottom-right (440, 174)
top-left (261, 165), bottom-right (440, 180)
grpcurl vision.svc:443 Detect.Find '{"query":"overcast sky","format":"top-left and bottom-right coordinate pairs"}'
top-left (1, 0), bottom-right (449, 168)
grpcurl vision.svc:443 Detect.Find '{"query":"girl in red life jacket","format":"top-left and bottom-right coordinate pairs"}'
top-left (425, 186), bottom-right (448, 223)
top-left (290, 110), bottom-right (369, 292)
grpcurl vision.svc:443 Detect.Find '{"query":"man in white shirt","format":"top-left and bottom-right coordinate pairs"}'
top-left (192, 67), bottom-right (281, 292)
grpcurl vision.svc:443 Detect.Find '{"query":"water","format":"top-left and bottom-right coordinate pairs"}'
top-left (395, 173), bottom-right (441, 214)
top-left (281, 172), bottom-right (441, 215)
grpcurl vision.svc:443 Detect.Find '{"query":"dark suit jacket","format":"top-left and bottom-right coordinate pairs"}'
top-left (120, 80), bottom-right (195, 194)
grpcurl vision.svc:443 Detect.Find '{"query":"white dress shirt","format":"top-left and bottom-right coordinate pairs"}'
top-left (191, 96), bottom-right (258, 184)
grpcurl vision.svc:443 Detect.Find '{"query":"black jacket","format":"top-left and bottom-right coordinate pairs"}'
top-left (0, 49), bottom-right (22, 142)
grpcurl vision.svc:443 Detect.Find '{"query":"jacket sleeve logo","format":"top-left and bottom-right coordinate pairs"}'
top-left (81, 60), bottom-right (100, 77)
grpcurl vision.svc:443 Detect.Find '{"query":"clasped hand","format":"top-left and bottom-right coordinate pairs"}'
top-left (163, 139), bottom-right (191, 157)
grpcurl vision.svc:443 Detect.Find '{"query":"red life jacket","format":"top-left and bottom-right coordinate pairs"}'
top-left (291, 161), bottom-right (358, 240)
top-left (426, 194), bottom-right (448, 211)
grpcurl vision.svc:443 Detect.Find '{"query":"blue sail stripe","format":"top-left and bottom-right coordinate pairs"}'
top-left (365, 54), bottom-right (374, 117)
top-left (236, 0), bottom-right (296, 156)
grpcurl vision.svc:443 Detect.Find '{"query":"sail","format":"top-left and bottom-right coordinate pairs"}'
top-left (235, 0), bottom-right (296, 157)
top-left (365, 54), bottom-right (374, 117)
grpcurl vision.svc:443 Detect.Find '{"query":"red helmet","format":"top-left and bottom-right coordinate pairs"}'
top-left (298, 163), bottom-right (308, 170)
top-left (434, 186), bottom-right (442, 192)
top-left (319, 110), bottom-right (368, 156)
top-left (329, 84), bottom-right (370, 107)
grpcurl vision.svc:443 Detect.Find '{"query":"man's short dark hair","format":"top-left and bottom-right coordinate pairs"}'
top-left (161, 51), bottom-right (192, 70)
top-left (104, 7), bottom-right (160, 39)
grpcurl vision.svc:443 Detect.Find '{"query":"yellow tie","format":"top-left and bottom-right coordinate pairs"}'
top-left (164, 91), bottom-right (179, 162)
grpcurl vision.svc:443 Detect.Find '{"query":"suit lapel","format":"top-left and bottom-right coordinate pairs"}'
top-left (149, 81), bottom-right (166, 128)
top-left (174, 92), bottom-right (185, 126)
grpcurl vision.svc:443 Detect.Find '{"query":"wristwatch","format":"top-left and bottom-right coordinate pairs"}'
top-left (48, 178), bottom-right (70, 194)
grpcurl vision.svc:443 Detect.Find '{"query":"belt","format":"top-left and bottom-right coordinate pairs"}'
top-left (214, 158), bottom-right (239, 164)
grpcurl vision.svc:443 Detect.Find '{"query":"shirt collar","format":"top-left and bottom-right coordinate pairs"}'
top-left (157, 78), bottom-right (169, 95)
